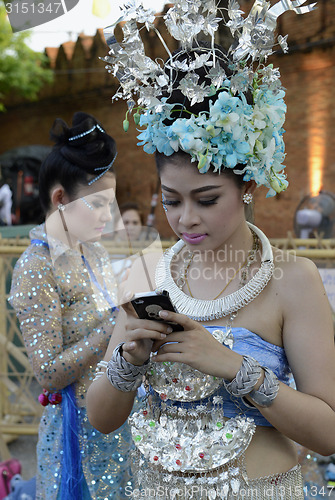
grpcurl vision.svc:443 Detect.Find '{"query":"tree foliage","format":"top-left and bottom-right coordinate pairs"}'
top-left (0, 4), bottom-right (53, 111)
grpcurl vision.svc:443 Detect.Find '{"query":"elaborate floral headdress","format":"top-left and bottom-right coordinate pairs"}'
top-left (102, 0), bottom-right (316, 197)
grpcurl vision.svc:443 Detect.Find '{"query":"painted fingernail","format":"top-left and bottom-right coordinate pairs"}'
top-left (166, 327), bottom-right (173, 333)
top-left (159, 310), bottom-right (168, 318)
top-left (160, 333), bottom-right (167, 338)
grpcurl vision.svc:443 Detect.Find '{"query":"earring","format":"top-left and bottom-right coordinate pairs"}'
top-left (242, 193), bottom-right (253, 205)
top-left (161, 193), bottom-right (168, 212)
top-left (58, 203), bottom-right (69, 233)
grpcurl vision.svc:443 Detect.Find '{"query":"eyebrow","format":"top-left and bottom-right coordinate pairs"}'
top-left (161, 185), bottom-right (222, 194)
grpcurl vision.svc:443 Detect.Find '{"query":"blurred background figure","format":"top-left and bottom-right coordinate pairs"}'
top-left (294, 191), bottom-right (335, 239)
top-left (0, 166), bottom-right (13, 225)
top-left (118, 201), bottom-right (143, 241)
top-left (110, 201), bottom-right (160, 283)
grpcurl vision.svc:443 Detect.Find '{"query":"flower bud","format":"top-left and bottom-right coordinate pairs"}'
top-left (123, 119), bottom-right (130, 132)
top-left (269, 176), bottom-right (286, 194)
top-left (133, 113), bottom-right (141, 125)
top-left (208, 85), bottom-right (216, 96)
top-left (197, 154), bottom-right (208, 171)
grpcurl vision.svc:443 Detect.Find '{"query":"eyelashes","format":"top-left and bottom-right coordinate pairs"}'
top-left (199, 197), bottom-right (219, 205)
top-left (161, 197), bottom-right (219, 207)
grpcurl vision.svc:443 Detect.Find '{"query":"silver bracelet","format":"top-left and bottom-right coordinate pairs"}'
top-left (106, 342), bottom-right (149, 392)
top-left (224, 355), bottom-right (262, 397)
top-left (93, 360), bottom-right (109, 381)
top-left (248, 366), bottom-right (280, 407)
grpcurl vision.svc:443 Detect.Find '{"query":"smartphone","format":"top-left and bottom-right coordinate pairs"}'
top-left (131, 290), bottom-right (183, 332)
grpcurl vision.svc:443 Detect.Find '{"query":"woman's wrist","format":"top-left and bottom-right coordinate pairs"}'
top-left (106, 343), bottom-right (149, 392)
top-left (121, 347), bottom-right (149, 367)
top-left (224, 354), bottom-right (279, 407)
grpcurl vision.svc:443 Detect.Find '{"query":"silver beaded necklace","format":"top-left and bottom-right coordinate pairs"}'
top-left (155, 222), bottom-right (274, 322)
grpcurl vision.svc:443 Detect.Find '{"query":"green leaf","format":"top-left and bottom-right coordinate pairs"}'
top-left (0, 4), bottom-right (53, 111)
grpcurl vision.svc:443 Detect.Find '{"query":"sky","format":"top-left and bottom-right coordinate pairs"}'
top-left (24, 0), bottom-right (167, 52)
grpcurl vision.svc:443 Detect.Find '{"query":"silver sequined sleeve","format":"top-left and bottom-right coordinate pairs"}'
top-left (9, 245), bottom-right (117, 393)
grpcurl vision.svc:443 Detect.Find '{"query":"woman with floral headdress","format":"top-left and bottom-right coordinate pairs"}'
top-left (8, 112), bottom-right (136, 499)
top-left (87, 1), bottom-right (335, 498)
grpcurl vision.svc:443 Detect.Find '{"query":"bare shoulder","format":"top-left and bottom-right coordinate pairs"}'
top-left (272, 247), bottom-right (323, 291)
top-left (271, 247), bottom-right (333, 335)
top-left (270, 246), bottom-right (332, 323)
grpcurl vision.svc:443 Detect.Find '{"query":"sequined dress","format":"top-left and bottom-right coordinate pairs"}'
top-left (129, 326), bottom-right (304, 499)
top-left (9, 224), bottom-right (135, 500)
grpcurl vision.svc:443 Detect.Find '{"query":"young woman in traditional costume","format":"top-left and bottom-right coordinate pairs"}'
top-left (87, 2), bottom-right (335, 498)
top-left (9, 112), bottom-right (135, 499)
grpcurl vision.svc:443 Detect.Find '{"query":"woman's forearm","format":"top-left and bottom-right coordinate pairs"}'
top-left (251, 382), bottom-right (335, 456)
top-left (86, 373), bottom-right (136, 433)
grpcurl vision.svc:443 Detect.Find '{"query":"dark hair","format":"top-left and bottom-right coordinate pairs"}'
top-left (39, 112), bottom-right (117, 213)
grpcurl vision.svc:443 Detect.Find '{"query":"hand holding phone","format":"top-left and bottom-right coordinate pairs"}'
top-left (131, 290), bottom-right (183, 332)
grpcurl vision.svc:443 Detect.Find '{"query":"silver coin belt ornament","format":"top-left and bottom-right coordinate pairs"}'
top-left (127, 224), bottom-right (285, 499)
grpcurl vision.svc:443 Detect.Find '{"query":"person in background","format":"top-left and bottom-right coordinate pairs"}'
top-left (0, 168), bottom-right (13, 225)
top-left (119, 202), bottom-right (144, 241)
top-left (8, 112), bottom-right (135, 499)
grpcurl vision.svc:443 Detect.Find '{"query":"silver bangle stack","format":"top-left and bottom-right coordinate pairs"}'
top-left (106, 342), bottom-right (149, 392)
top-left (224, 355), bottom-right (262, 396)
top-left (249, 366), bottom-right (280, 407)
top-left (224, 355), bottom-right (279, 407)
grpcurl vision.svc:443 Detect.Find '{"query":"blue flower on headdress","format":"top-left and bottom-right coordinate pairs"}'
top-left (135, 83), bottom-right (288, 196)
top-left (210, 91), bottom-right (245, 125)
top-left (137, 126), bottom-right (156, 153)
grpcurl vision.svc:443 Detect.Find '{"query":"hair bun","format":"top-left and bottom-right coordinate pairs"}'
top-left (49, 112), bottom-right (117, 171)
top-left (49, 118), bottom-right (71, 145)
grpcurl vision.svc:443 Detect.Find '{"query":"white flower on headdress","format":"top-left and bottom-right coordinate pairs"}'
top-left (206, 66), bottom-right (227, 89)
top-left (120, 0), bottom-right (156, 28)
top-left (227, 0), bottom-right (245, 35)
top-left (189, 52), bottom-right (213, 71)
top-left (168, 58), bottom-right (189, 72)
top-left (178, 74), bottom-right (211, 106)
top-left (202, 13), bottom-right (221, 37)
top-left (155, 74), bottom-right (169, 88)
top-left (278, 35), bottom-right (289, 53)
top-left (167, 52), bottom-right (213, 73)
top-left (138, 87), bottom-right (161, 108)
top-left (164, 8), bottom-right (204, 46)
top-left (258, 65), bottom-right (281, 86)
top-left (230, 68), bottom-right (252, 94)
top-left (178, 0), bottom-right (202, 15)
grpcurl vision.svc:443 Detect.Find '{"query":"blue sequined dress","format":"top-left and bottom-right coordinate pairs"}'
top-left (9, 224), bottom-right (136, 500)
